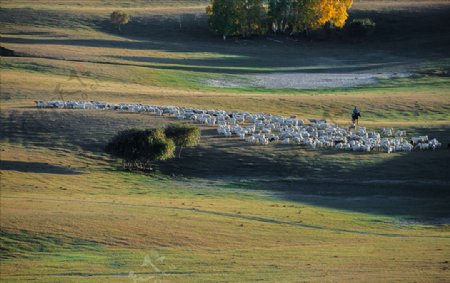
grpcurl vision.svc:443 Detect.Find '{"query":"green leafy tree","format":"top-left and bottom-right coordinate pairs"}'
top-left (239, 0), bottom-right (268, 37)
top-left (206, 0), bottom-right (266, 38)
top-left (206, 0), bottom-right (238, 39)
top-left (105, 128), bottom-right (175, 170)
top-left (165, 123), bottom-right (201, 158)
top-left (110, 10), bottom-right (129, 32)
top-left (268, 0), bottom-right (292, 33)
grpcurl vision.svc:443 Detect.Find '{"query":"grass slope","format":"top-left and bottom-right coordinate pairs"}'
top-left (1, 1), bottom-right (450, 282)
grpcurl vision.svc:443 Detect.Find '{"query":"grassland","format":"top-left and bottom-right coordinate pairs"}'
top-left (1, 0), bottom-right (450, 282)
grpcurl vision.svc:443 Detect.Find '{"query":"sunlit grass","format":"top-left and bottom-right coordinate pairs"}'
top-left (1, 139), bottom-right (449, 281)
top-left (2, 62), bottom-right (449, 123)
top-left (1, 1), bottom-right (449, 281)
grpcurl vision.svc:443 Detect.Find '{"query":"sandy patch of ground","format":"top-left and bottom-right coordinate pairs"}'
top-left (205, 72), bottom-right (411, 90)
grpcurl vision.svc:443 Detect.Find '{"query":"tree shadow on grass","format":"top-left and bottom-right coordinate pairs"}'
top-left (1, 108), bottom-right (449, 220)
top-left (0, 109), bottom-right (171, 154)
top-left (0, 160), bottom-right (83, 175)
top-left (0, 35), bottom-right (404, 75)
top-left (266, 149), bottom-right (450, 220)
top-left (156, 129), bottom-right (450, 220)
top-left (2, 7), bottom-right (450, 75)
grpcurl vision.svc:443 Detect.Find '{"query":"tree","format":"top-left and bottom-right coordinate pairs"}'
top-left (268, 0), bottom-right (353, 33)
top-left (312, 0), bottom-right (353, 29)
top-left (268, 0), bottom-right (293, 33)
top-left (239, 0), bottom-right (268, 37)
top-left (164, 123), bottom-right (201, 158)
top-left (110, 10), bottom-right (129, 32)
top-left (206, 0), bottom-right (237, 39)
top-left (105, 128), bottom-right (175, 170)
top-left (206, 0), bottom-right (266, 38)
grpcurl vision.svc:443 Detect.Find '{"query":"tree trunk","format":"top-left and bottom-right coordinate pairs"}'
top-left (178, 146), bottom-right (183, 159)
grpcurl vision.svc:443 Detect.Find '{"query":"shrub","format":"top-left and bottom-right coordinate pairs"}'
top-left (110, 10), bottom-right (129, 32)
top-left (105, 128), bottom-right (175, 170)
top-left (165, 123), bottom-right (201, 158)
top-left (345, 18), bottom-right (376, 39)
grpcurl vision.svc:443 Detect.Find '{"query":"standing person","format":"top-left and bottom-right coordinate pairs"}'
top-left (352, 106), bottom-right (361, 125)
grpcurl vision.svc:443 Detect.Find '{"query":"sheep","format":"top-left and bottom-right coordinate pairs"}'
top-left (259, 137), bottom-right (269, 145)
top-left (395, 130), bottom-right (406, 137)
top-left (368, 132), bottom-right (380, 139)
top-left (245, 136), bottom-right (257, 144)
top-left (402, 143), bottom-right (413, 152)
top-left (411, 136), bottom-right (428, 145)
top-left (35, 100), bottom-right (46, 108)
top-left (36, 100), bottom-right (442, 153)
top-left (268, 134), bottom-right (279, 142)
top-left (335, 143), bottom-right (344, 150)
top-left (428, 138), bottom-right (441, 150)
top-left (381, 128), bottom-right (393, 136)
top-left (419, 143), bottom-right (429, 151)
top-left (361, 145), bottom-right (371, 152)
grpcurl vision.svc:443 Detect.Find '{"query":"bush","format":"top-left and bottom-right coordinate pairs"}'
top-left (105, 128), bottom-right (175, 170)
top-left (345, 18), bottom-right (376, 39)
top-left (165, 123), bottom-right (201, 158)
top-left (110, 10), bottom-right (129, 32)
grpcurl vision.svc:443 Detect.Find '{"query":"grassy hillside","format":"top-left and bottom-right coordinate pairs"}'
top-left (1, 109), bottom-right (449, 282)
top-left (1, 0), bottom-right (449, 121)
top-left (1, 0), bottom-right (449, 282)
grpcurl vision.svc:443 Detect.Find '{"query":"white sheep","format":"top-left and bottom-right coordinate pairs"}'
top-left (36, 100), bottom-right (442, 154)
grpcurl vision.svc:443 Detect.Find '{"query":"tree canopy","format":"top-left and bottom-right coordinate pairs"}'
top-left (105, 124), bottom-right (202, 170)
top-left (105, 128), bottom-right (175, 169)
top-left (206, 0), bottom-right (267, 38)
top-left (207, 0), bottom-right (353, 37)
top-left (110, 10), bottom-right (129, 31)
top-left (165, 123), bottom-right (201, 158)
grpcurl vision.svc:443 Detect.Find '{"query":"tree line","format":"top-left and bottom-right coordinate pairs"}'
top-left (206, 0), bottom-right (353, 39)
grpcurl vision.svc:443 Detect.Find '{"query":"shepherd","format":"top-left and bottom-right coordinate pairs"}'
top-left (352, 106), bottom-right (361, 125)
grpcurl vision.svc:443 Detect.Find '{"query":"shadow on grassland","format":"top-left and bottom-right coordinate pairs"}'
top-left (156, 128), bottom-right (450, 220)
top-left (268, 150), bottom-right (450, 220)
top-left (0, 160), bottom-right (82, 175)
top-left (1, 109), bottom-right (449, 219)
top-left (0, 109), bottom-right (171, 153)
top-left (1, 7), bottom-right (450, 74)
top-left (0, 35), bottom-right (405, 75)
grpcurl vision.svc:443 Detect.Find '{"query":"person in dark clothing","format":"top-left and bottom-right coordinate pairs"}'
top-left (352, 106), bottom-right (361, 125)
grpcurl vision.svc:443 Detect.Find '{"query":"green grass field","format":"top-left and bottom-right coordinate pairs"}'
top-left (1, 1), bottom-right (450, 282)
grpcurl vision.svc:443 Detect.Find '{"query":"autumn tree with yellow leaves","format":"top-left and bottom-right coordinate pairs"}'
top-left (269, 0), bottom-right (353, 33)
top-left (311, 0), bottom-right (353, 29)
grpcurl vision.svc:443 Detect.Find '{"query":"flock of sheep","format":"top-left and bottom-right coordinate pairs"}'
top-left (35, 100), bottom-right (443, 153)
